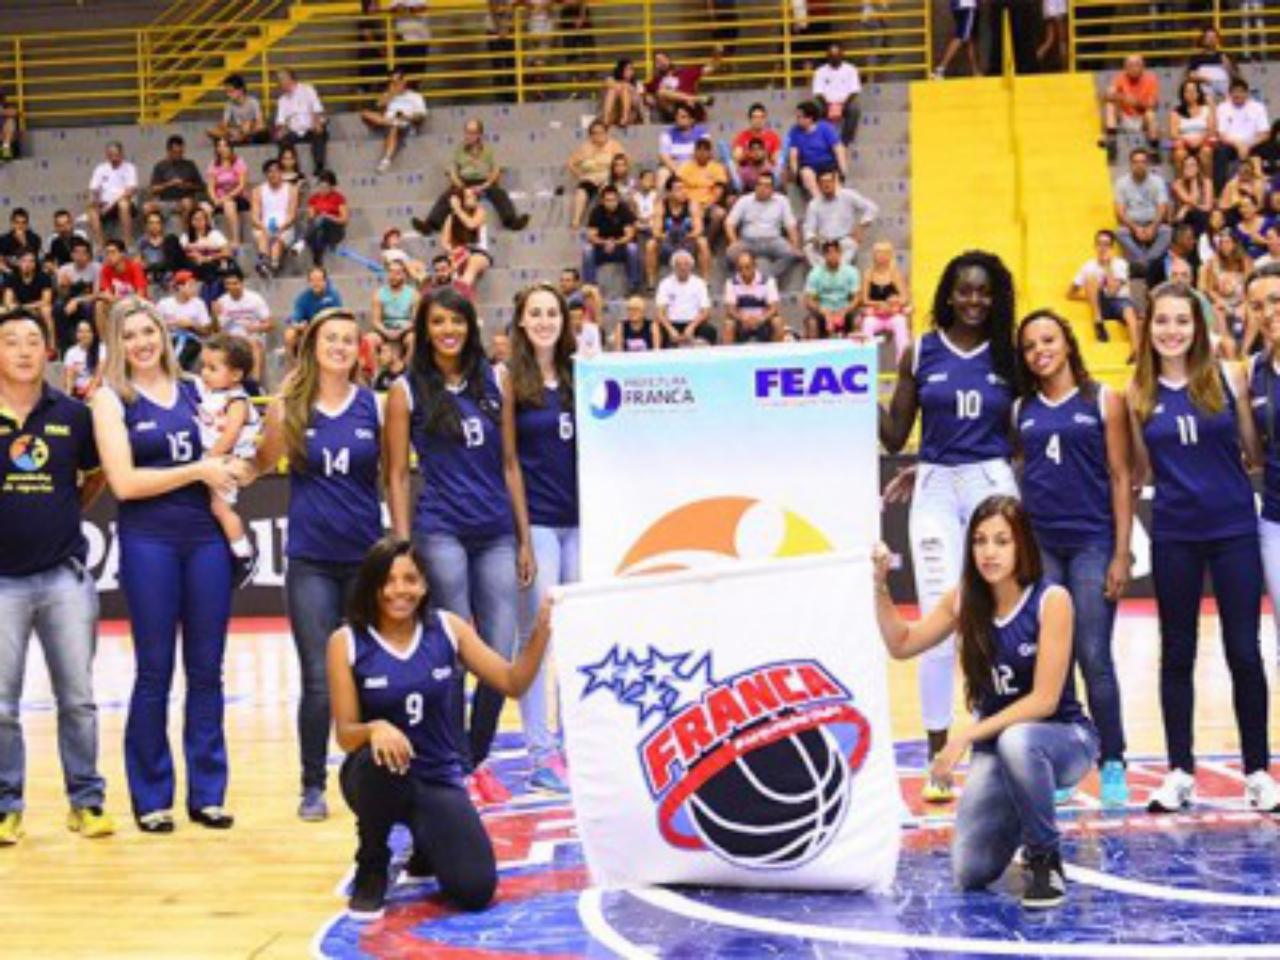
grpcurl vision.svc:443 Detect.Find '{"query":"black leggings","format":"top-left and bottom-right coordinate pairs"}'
top-left (339, 746), bottom-right (497, 911)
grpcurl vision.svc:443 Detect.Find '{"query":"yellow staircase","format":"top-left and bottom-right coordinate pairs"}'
top-left (909, 71), bottom-right (1129, 384)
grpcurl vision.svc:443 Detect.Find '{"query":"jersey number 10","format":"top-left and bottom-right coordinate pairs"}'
top-left (955, 390), bottom-right (983, 420)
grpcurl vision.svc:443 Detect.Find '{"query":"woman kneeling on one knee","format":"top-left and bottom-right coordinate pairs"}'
top-left (327, 536), bottom-right (554, 921)
top-left (873, 495), bottom-right (1098, 910)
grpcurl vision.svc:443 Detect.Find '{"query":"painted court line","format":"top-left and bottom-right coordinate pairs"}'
top-left (1065, 863), bottom-right (1280, 910)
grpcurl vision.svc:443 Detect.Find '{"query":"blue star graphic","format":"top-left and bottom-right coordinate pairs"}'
top-left (579, 647), bottom-right (625, 698)
top-left (642, 646), bottom-right (688, 690)
top-left (614, 650), bottom-right (651, 698)
top-left (662, 653), bottom-right (714, 713)
top-left (622, 676), bottom-right (677, 723)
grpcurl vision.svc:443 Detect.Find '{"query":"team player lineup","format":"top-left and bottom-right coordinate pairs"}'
top-left (4, 255), bottom-right (1280, 923)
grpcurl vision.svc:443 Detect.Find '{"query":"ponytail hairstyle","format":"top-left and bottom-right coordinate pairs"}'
top-left (1132, 281), bottom-right (1223, 423)
top-left (280, 307), bottom-right (362, 469)
top-left (508, 281), bottom-right (576, 410)
top-left (956, 496), bottom-right (1042, 711)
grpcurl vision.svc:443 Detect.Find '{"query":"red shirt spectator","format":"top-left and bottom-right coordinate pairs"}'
top-left (733, 126), bottom-right (780, 161)
top-left (1108, 57), bottom-right (1159, 120)
top-left (308, 187), bottom-right (347, 220)
top-left (98, 245), bottom-right (147, 299)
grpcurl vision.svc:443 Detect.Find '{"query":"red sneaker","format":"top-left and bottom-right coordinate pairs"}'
top-left (471, 763), bottom-right (512, 805)
top-left (465, 774), bottom-right (486, 808)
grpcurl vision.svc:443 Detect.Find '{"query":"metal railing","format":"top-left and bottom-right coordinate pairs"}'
top-left (0, 0), bottom-right (930, 128)
top-left (1070, 0), bottom-right (1279, 72)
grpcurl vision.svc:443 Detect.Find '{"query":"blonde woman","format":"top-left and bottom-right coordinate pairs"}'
top-left (90, 297), bottom-right (245, 833)
top-left (858, 240), bottom-right (913, 360)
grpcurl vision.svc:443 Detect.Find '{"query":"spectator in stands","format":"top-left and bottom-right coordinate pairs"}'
top-left (656, 250), bottom-right (715, 346)
top-left (612, 294), bottom-right (664, 351)
top-left (858, 239), bottom-right (912, 355)
top-left (677, 137), bottom-right (730, 246)
top-left (63, 319), bottom-right (104, 400)
top-left (86, 142), bottom-right (138, 250)
top-left (56, 239), bottom-right (99, 350)
top-left (388, 0), bottom-right (431, 77)
top-left (157, 270), bottom-right (214, 371)
top-left (1101, 55), bottom-right (1159, 163)
top-left (285, 265), bottom-right (342, 357)
top-left (1219, 161), bottom-right (1266, 220)
top-left (723, 250), bottom-right (782, 344)
top-left (1201, 231), bottom-right (1253, 350)
top-left (94, 239), bottom-right (147, 335)
top-left (213, 272), bottom-right (273, 378)
top-left (647, 177), bottom-right (710, 285)
top-left (145, 135), bottom-right (205, 228)
top-left (732, 103), bottom-right (782, 175)
top-left (658, 104), bottom-right (708, 190)
top-left (1255, 223), bottom-right (1280, 271)
top-left (207, 74), bottom-right (269, 145)
top-left (582, 185), bottom-right (642, 294)
top-left (1185, 26), bottom-right (1238, 102)
top-left (1168, 256), bottom-right (1229, 356)
top-left (566, 120), bottom-right (625, 230)
top-left (1114, 147), bottom-right (1171, 276)
top-left (1198, 208), bottom-right (1230, 267)
top-left (0, 208), bottom-right (41, 276)
top-left (735, 136), bottom-right (775, 194)
top-left (811, 43), bottom-right (861, 146)
top-left (1066, 228), bottom-right (1138, 347)
top-left (182, 206), bottom-right (234, 295)
top-left (725, 171), bottom-right (804, 280)
top-left (932, 0), bottom-right (981, 80)
top-left (277, 143), bottom-right (310, 216)
top-left (788, 101), bottom-right (847, 198)
top-left (136, 210), bottom-right (184, 285)
top-left (1253, 120), bottom-right (1280, 180)
top-left (601, 58), bottom-right (644, 129)
top-left (251, 159), bottom-right (299, 279)
top-left (1171, 154), bottom-right (1215, 236)
top-left (4, 250), bottom-right (54, 343)
top-left (1216, 78), bottom-right (1270, 180)
top-left (644, 48), bottom-right (720, 123)
top-left (373, 338), bottom-right (408, 391)
top-left (1235, 194), bottom-right (1269, 259)
top-left (803, 168), bottom-right (878, 267)
top-left (609, 153), bottom-right (638, 206)
top-left (411, 118), bottom-right (530, 234)
top-left (367, 258), bottom-right (419, 361)
top-left (46, 210), bottom-right (79, 268)
top-left (302, 170), bottom-right (349, 267)
top-left (1170, 79), bottom-right (1216, 177)
top-left (808, 239), bottom-right (860, 340)
top-left (0, 88), bottom-right (19, 160)
top-left (381, 228), bottom-right (428, 286)
top-left (630, 167), bottom-right (658, 245)
top-left (207, 137), bottom-right (250, 244)
top-left (427, 252), bottom-right (456, 291)
top-left (1149, 221), bottom-right (1202, 288)
top-left (1036, 0), bottom-right (1068, 68)
top-left (273, 69), bottom-right (328, 175)
top-left (441, 186), bottom-right (493, 297)
top-left (360, 68), bottom-right (428, 173)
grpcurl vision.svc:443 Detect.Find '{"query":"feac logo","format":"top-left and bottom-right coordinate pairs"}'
top-left (579, 647), bottom-right (871, 870)
top-left (755, 365), bottom-right (870, 400)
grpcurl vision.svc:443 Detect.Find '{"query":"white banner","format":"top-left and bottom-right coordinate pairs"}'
top-left (574, 342), bottom-right (879, 580)
top-left (552, 552), bottom-right (901, 891)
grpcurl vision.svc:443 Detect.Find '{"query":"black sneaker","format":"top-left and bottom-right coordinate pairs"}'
top-left (401, 850), bottom-right (434, 883)
top-left (348, 864), bottom-right (389, 920)
top-left (410, 216), bottom-right (434, 236)
top-left (232, 543), bottom-right (259, 589)
top-left (1094, 320), bottom-right (1110, 343)
top-left (1022, 851), bottom-right (1066, 909)
top-left (511, 213), bottom-right (531, 231)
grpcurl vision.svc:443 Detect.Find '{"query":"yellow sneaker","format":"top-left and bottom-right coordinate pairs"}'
top-left (67, 806), bottom-right (116, 839)
top-left (921, 776), bottom-right (955, 804)
top-left (0, 811), bottom-right (23, 845)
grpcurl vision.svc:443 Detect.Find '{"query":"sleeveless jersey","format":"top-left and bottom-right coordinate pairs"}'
top-left (973, 580), bottom-right (1089, 753)
top-left (1016, 385), bottom-right (1113, 549)
top-left (377, 284), bottom-right (416, 332)
top-left (914, 331), bottom-right (1013, 466)
top-left (108, 380), bottom-right (220, 541)
top-left (516, 384), bottom-right (579, 529)
top-left (401, 371), bottom-right (515, 540)
top-left (1143, 374), bottom-right (1256, 541)
top-left (287, 386), bottom-right (383, 564)
top-left (1248, 354), bottom-right (1280, 523)
top-left (620, 320), bottom-right (659, 351)
top-left (347, 614), bottom-right (463, 785)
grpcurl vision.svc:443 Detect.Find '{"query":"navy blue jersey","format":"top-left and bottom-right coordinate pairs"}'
top-left (1143, 374), bottom-right (1256, 541)
top-left (914, 331), bottom-right (1013, 466)
top-left (973, 580), bottom-right (1088, 753)
top-left (401, 372), bottom-right (514, 540)
top-left (347, 614), bottom-right (463, 785)
top-left (287, 386), bottom-right (383, 564)
top-left (1248, 354), bottom-right (1280, 523)
top-left (108, 379), bottom-right (220, 541)
top-left (1016, 385), bottom-right (1114, 549)
top-left (516, 384), bottom-right (579, 529)
top-left (0, 385), bottom-right (99, 576)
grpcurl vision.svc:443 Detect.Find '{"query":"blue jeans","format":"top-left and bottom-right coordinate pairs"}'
top-left (517, 525), bottom-right (579, 765)
top-left (285, 556), bottom-right (360, 792)
top-left (953, 722), bottom-right (1097, 889)
top-left (418, 532), bottom-right (517, 772)
top-left (1040, 543), bottom-right (1126, 764)
top-left (119, 534), bottom-right (233, 817)
top-left (1152, 534), bottom-right (1270, 774)
top-left (0, 562), bottom-right (104, 812)
top-left (582, 241), bottom-right (642, 289)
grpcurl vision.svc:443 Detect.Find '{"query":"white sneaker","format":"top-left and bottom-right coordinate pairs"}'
top-left (1245, 770), bottom-right (1280, 813)
top-left (376, 156), bottom-right (391, 173)
top-left (1147, 769), bottom-right (1195, 813)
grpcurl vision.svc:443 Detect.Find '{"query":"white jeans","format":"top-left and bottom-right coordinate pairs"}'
top-left (1259, 518), bottom-right (1280, 647)
top-left (909, 458), bottom-right (1019, 731)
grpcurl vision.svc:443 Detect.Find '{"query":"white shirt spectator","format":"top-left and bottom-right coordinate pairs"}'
top-left (724, 271), bottom-right (779, 321)
top-left (390, 0), bottom-right (431, 41)
top-left (157, 294), bottom-right (213, 336)
top-left (576, 321), bottom-right (602, 357)
top-left (63, 342), bottom-right (104, 394)
top-left (89, 160), bottom-right (138, 207)
top-left (1073, 256), bottom-right (1132, 299)
top-left (655, 272), bottom-right (711, 323)
top-left (1217, 97), bottom-right (1270, 148)
top-left (803, 187), bottom-right (879, 243)
top-left (276, 82), bottom-right (325, 136)
top-left (215, 288), bottom-right (271, 338)
top-left (58, 259), bottom-right (100, 290)
top-left (812, 61), bottom-right (861, 105)
top-left (384, 89), bottom-right (427, 122)
top-left (726, 193), bottom-right (797, 241)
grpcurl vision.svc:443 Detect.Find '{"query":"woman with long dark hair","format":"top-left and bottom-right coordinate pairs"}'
top-left (384, 286), bottom-right (534, 806)
top-left (1130, 281), bottom-right (1278, 813)
top-left (508, 283), bottom-right (578, 793)
top-left (255, 308), bottom-right (381, 821)
top-left (874, 496), bottom-right (1097, 909)
top-left (1248, 264), bottom-right (1280, 652)
top-left (329, 537), bottom-right (552, 919)
top-left (879, 250), bottom-right (1019, 803)
top-left (1014, 310), bottom-right (1132, 806)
